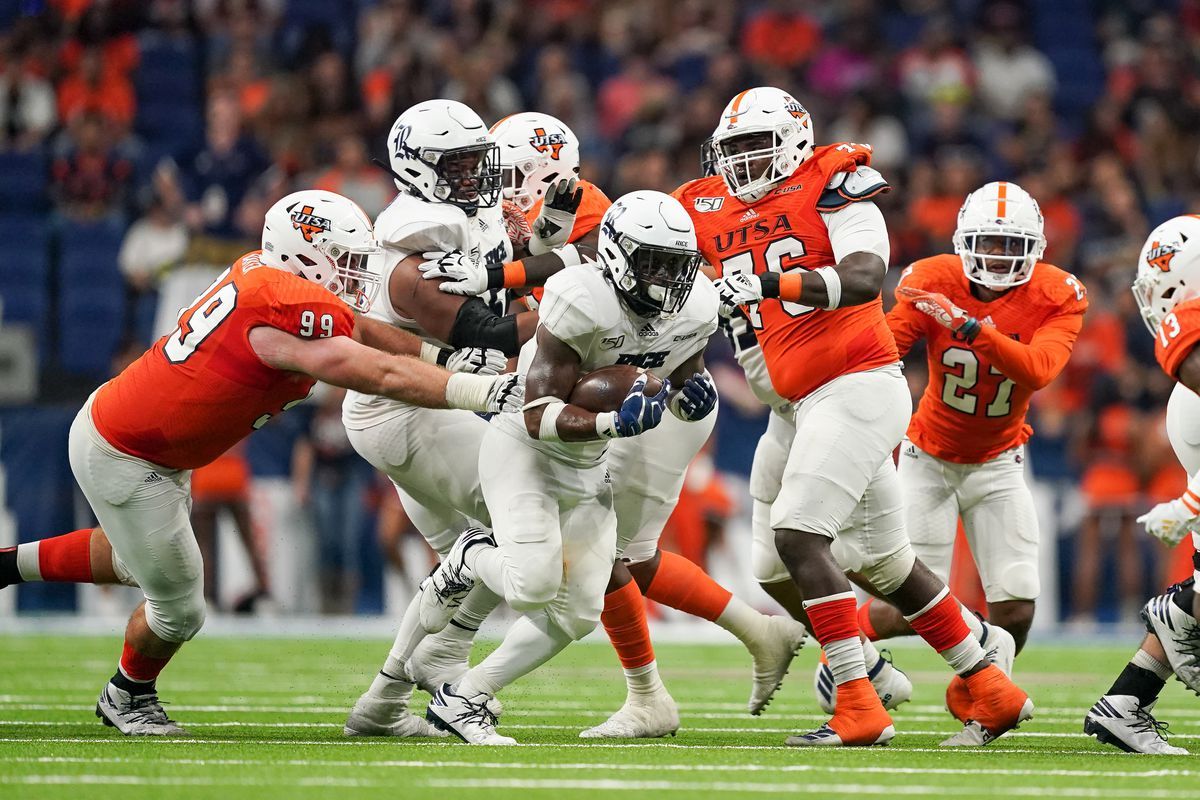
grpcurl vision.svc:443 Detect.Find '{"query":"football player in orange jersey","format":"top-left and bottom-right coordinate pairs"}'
top-left (420, 112), bottom-right (807, 738)
top-left (679, 86), bottom-right (1033, 747)
top-left (0, 189), bottom-right (524, 736)
top-left (1084, 215), bottom-right (1200, 756)
top-left (849, 181), bottom-right (1087, 723)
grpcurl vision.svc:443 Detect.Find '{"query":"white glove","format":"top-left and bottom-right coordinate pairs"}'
top-left (484, 372), bottom-right (525, 413)
top-left (1138, 498), bottom-right (1200, 547)
top-left (529, 177), bottom-right (582, 254)
top-left (419, 250), bottom-right (491, 296)
top-left (444, 347), bottom-right (507, 375)
top-left (712, 273), bottom-right (764, 317)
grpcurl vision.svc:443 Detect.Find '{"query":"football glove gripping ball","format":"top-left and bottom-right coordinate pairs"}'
top-left (598, 374), bottom-right (672, 439)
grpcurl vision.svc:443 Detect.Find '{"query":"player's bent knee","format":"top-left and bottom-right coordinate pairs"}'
top-left (995, 563), bottom-right (1040, 604)
top-left (111, 554), bottom-right (140, 588)
top-left (144, 590), bottom-right (207, 643)
top-left (507, 556), bottom-right (563, 612)
top-left (554, 612), bottom-right (600, 641)
top-left (860, 543), bottom-right (917, 596)
top-left (752, 539), bottom-right (790, 584)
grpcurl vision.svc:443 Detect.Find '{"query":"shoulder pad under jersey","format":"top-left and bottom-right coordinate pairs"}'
top-left (816, 166), bottom-right (890, 212)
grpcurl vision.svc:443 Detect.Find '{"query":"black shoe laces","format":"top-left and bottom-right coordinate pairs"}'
top-left (1131, 705), bottom-right (1172, 742)
top-left (125, 693), bottom-right (174, 725)
top-left (453, 693), bottom-right (500, 732)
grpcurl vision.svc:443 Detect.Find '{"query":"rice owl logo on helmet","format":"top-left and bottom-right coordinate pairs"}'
top-left (290, 205), bottom-right (332, 243)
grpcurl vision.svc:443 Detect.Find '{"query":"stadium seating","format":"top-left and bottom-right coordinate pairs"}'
top-left (0, 152), bottom-right (48, 213)
top-left (56, 219), bottom-right (127, 378)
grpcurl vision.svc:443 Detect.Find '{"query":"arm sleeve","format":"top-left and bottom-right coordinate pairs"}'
top-left (820, 201), bottom-right (890, 264)
top-left (885, 300), bottom-right (927, 358)
top-left (971, 311), bottom-right (1083, 390)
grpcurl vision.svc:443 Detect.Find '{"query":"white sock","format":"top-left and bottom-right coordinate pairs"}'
top-left (447, 584), bottom-right (502, 634)
top-left (466, 545), bottom-right (509, 601)
top-left (624, 660), bottom-right (666, 698)
top-left (715, 595), bottom-right (767, 644)
top-left (366, 669), bottom-right (413, 703)
top-left (861, 637), bottom-right (882, 670)
top-left (370, 593), bottom-right (424, 695)
top-left (16, 542), bottom-right (42, 582)
top-left (457, 612), bottom-right (573, 698)
top-left (824, 637), bottom-right (869, 684)
top-left (1131, 648), bottom-right (1172, 681)
top-left (960, 604), bottom-right (985, 639)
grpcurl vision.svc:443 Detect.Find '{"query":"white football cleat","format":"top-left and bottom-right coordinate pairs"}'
top-left (408, 635), bottom-right (504, 718)
top-left (343, 679), bottom-right (447, 738)
top-left (1141, 589), bottom-right (1200, 694)
top-left (419, 528), bottom-right (495, 634)
top-left (980, 620), bottom-right (1016, 675)
top-left (814, 649), bottom-right (912, 715)
top-left (747, 615), bottom-right (808, 715)
top-left (579, 690), bottom-right (680, 738)
top-left (426, 683), bottom-right (515, 745)
top-left (95, 683), bottom-right (185, 736)
top-left (1085, 695), bottom-right (1189, 755)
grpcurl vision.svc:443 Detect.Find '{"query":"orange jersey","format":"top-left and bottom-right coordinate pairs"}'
top-left (1155, 297), bottom-right (1200, 378)
top-left (526, 178), bottom-right (612, 243)
top-left (674, 143), bottom-right (897, 401)
top-left (888, 254), bottom-right (1087, 463)
top-left (92, 252), bottom-right (355, 470)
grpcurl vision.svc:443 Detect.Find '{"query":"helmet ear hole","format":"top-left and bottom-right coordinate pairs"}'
top-left (296, 254), bottom-right (318, 267)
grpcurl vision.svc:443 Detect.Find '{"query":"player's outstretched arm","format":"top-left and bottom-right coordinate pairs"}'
top-left (970, 312), bottom-right (1084, 390)
top-left (419, 244), bottom-right (588, 293)
top-left (248, 326), bottom-right (522, 413)
top-left (353, 316), bottom-right (423, 357)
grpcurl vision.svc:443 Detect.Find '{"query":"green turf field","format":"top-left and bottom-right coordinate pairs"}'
top-left (0, 633), bottom-right (1195, 799)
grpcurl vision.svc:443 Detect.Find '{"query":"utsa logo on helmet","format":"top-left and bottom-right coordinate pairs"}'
top-left (1147, 240), bottom-right (1179, 272)
top-left (290, 205), bottom-right (331, 243)
top-left (530, 127), bottom-right (566, 159)
top-left (784, 99), bottom-right (808, 123)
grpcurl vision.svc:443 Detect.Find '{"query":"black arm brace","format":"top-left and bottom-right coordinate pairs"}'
top-left (448, 297), bottom-right (520, 357)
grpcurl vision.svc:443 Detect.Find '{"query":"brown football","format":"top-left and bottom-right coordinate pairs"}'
top-left (568, 365), bottom-right (665, 413)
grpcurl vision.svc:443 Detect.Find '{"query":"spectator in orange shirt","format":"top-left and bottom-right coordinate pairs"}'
top-left (56, 45), bottom-right (135, 128)
top-left (740, 0), bottom-right (821, 70)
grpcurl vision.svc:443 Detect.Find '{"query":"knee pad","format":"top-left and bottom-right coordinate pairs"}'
top-left (994, 562), bottom-right (1040, 603)
top-left (751, 500), bottom-right (789, 583)
top-left (619, 535), bottom-right (658, 566)
top-left (551, 608), bottom-right (600, 641)
top-left (144, 589), bottom-right (207, 643)
top-left (859, 542), bottom-right (916, 596)
top-left (507, 552), bottom-right (562, 612)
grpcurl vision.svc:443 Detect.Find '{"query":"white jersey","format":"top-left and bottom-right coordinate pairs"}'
top-left (1166, 382), bottom-right (1200, 475)
top-left (494, 264), bottom-right (719, 467)
top-left (343, 193), bottom-right (513, 430)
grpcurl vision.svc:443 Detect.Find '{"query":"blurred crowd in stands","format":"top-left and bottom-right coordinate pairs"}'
top-left (1, 0), bottom-right (1198, 622)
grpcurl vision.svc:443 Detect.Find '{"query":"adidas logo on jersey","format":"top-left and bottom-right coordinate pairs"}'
top-left (980, 315), bottom-right (996, 327)
top-left (638, 323), bottom-right (658, 338)
top-left (739, 208), bottom-right (760, 223)
top-left (142, 472), bottom-right (164, 484)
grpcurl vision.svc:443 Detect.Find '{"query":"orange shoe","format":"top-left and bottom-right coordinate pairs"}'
top-left (941, 665), bottom-right (1033, 747)
top-left (787, 677), bottom-right (895, 747)
top-left (945, 674), bottom-right (972, 723)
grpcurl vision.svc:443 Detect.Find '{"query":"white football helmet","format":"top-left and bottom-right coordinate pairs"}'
top-left (260, 190), bottom-right (382, 312)
top-left (1132, 215), bottom-right (1200, 334)
top-left (490, 112), bottom-right (581, 213)
top-left (597, 190), bottom-right (702, 318)
top-left (953, 181), bottom-right (1046, 290)
top-left (387, 99), bottom-right (501, 214)
top-left (710, 86), bottom-right (815, 204)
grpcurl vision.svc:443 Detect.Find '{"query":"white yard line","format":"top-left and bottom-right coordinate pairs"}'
top-left (3, 756), bottom-right (1194, 779)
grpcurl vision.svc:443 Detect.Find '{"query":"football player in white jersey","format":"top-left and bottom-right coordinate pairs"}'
top-left (415, 190), bottom-right (721, 744)
top-left (341, 99), bottom-right (577, 737)
top-left (426, 118), bottom-right (809, 737)
top-left (1085, 216), bottom-right (1200, 756)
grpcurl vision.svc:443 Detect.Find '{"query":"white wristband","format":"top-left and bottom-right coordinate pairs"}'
top-left (594, 411), bottom-right (618, 439)
top-left (554, 243), bottom-right (581, 268)
top-left (419, 341), bottom-right (443, 365)
top-left (444, 373), bottom-right (492, 412)
top-left (815, 266), bottom-right (842, 310)
top-left (537, 400), bottom-right (566, 442)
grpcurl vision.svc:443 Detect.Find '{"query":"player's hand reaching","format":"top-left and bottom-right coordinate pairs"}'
top-left (1138, 499), bottom-right (1200, 547)
top-left (900, 287), bottom-right (981, 343)
top-left (712, 273), bottom-right (763, 317)
top-left (671, 372), bottom-right (718, 421)
top-left (597, 374), bottom-right (671, 439)
top-left (531, 177), bottom-right (583, 253)
top-left (443, 347), bottom-right (507, 376)
top-left (502, 199), bottom-right (533, 251)
top-left (484, 372), bottom-right (525, 413)
top-left (419, 250), bottom-right (490, 296)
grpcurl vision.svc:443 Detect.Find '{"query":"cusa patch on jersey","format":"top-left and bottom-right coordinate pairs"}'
top-left (693, 197), bottom-right (724, 212)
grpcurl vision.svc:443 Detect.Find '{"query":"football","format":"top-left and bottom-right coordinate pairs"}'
top-left (568, 364), bottom-right (665, 413)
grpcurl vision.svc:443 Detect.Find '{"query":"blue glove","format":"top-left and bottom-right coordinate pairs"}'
top-left (598, 374), bottom-right (672, 439)
top-left (673, 372), bottom-right (718, 421)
